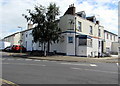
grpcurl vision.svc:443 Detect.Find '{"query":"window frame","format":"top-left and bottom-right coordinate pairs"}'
top-left (68, 36), bottom-right (73, 43)
top-left (78, 38), bottom-right (87, 46)
top-left (78, 21), bottom-right (82, 32)
top-left (98, 29), bottom-right (101, 37)
top-left (90, 26), bottom-right (93, 35)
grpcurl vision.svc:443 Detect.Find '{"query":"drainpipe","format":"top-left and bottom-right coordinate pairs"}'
top-left (98, 26), bottom-right (100, 58)
top-left (75, 17), bottom-right (77, 56)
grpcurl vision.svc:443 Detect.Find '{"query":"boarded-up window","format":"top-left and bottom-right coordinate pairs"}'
top-left (87, 39), bottom-right (92, 47)
top-left (79, 38), bottom-right (87, 45)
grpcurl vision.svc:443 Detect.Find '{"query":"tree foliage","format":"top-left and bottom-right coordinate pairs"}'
top-left (23, 3), bottom-right (61, 56)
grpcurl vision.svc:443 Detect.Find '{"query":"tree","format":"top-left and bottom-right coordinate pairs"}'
top-left (23, 3), bottom-right (61, 56)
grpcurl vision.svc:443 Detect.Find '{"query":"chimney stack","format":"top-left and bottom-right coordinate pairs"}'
top-left (96, 21), bottom-right (100, 25)
top-left (64, 4), bottom-right (76, 15)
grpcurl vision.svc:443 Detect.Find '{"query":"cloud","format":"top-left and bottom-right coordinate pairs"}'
top-left (75, 0), bottom-right (118, 34)
top-left (0, 0), bottom-right (118, 39)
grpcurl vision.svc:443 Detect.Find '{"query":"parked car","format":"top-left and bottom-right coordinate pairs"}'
top-left (11, 45), bottom-right (26, 52)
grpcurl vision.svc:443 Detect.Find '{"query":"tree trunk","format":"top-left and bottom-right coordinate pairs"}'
top-left (44, 43), bottom-right (46, 57)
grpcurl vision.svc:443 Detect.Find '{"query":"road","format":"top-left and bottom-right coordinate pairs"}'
top-left (1, 52), bottom-right (119, 84)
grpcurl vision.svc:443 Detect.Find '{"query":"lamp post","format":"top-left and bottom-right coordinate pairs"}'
top-left (98, 26), bottom-right (100, 58)
top-left (75, 17), bottom-right (77, 56)
top-left (95, 14), bottom-right (101, 58)
top-left (18, 26), bottom-right (22, 53)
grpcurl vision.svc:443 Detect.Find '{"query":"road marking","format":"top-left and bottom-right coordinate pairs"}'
top-left (25, 59), bottom-right (33, 61)
top-left (16, 59), bottom-right (24, 60)
top-left (50, 61), bottom-right (57, 62)
top-left (60, 62), bottom-right (97, 67)
top-left (3, 62), bottom-right (46, 67)
top-left (90, 64), bottom-right (97, 67)
top-left (116, 63), bottom-right (119, 66)
top-left (34, 60), bottom-right (41, 61)
top-left (42, 60), bottom-right (48, 62)
top-left (71, 67), bottom-right (118, 74)
top-left (7, 59), bottom-right (14, 60)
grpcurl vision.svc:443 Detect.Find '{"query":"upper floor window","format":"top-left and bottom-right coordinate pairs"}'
top-left (90, 26), bottom-right (93, 35)
top-left (107, 33), bottom-right (109, 39)
top-left (78, 21), bottom-right (82, 32)
top-left (68, 37), bottom-right (73, 43)
top-left (26, 34), bottom-right (28, 37)
top-left (114, 36), bottom-right (115, 41)
top-left (110, 35), bottom-right (112, 40)
top-left (98, 29), bottom-right (101, 37)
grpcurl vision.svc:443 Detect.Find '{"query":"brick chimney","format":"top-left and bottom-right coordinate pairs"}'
top-left (64, 4), bottom-right (76, 15)
top-left (96, 21), bottom-right (100, 25)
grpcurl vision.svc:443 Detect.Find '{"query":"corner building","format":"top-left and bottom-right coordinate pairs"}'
top-left (50, 5), bottom-right (104, 57)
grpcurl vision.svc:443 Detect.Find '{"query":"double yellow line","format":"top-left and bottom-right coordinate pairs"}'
top-left (1, 78), bottom-right (19, 86)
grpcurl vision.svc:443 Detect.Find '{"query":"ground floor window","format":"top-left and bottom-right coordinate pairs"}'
top-left (87, 39), bottom-right (92, 47)
top-left (26, 41), bottom-right (27, 48)
top-left (68, 37), bottom-right (73, 43)
top-left (78, 38), bottom-right (87, 46)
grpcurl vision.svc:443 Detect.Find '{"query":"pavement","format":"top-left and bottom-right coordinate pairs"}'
top-left (1, 52), bottom-right (119, 63)
top-left (1, 78), bottom-right (19, 86)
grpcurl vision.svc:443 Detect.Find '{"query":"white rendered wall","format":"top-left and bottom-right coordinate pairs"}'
top-left (50, 33), bottom-right (67, 54)
top-left (66, 33), bottom-right (75, 55)
top-left (111, 42), bottom-right (119, 53)
top-left (104, 31), bottom-right (118, 53)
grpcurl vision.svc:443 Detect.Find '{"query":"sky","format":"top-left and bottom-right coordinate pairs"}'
top-left (0, 0), bottom-right (118, 39)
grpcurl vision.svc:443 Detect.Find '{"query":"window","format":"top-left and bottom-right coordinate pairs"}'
top-left (39, 42), bottom-right (41, 47)
top-left (90, 39), bottom-right (92, 47)
top-left (90, 26), bottom-right (93, 35)
top-left (79, 38), bottom-right (87, 46)
top-left (29, 33), bottom-right (32, 35)
top-left (107, 33), bottom-right (109, 39)
top-left (98, 29), bottom-right (101, 37)
top-left (99, 41), bottom-right (101, 48)
top-left (110, 35), bottom-right (112, 40)
top-left (87, 39), bottom-right (92, 47)
top-left (32, 40), bottom-right (34, 43)
top-left (26, 34), bottom-right (28, 37)
top-left (78, 21), bottom-right (82, 32)
top-left (68, 37), bottom-right (73, 43)
top-left (114, 36), bottom-right (115, 41)
top-left (26, 41), bottom-right (27, 48)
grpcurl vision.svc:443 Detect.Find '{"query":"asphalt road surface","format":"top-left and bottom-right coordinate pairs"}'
top-left (1, 52), bottom-right (119, 84)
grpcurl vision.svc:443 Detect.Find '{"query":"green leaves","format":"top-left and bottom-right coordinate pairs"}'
top-left (23, 3), bottom-right (61, 54)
